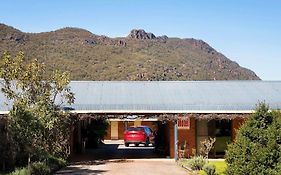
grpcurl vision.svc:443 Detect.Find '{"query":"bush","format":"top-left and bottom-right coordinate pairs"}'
top-left (188, 155), bottom-right (206, 170)
top-left (47, 155), bottom-right (67, 171)
top-left (30, 162), bottom-right (50, 175)
top-left (83, 118), bottom-right (109, 148)
top-left (203, 163), bottom-right (216, 175)
top-left (7, 167), bottom-right (30, 175)
top-left (225, 103), bottom-right (281, 175)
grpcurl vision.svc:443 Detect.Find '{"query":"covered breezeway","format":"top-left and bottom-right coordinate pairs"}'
top-left (70, 113), bottom-right (178, 161)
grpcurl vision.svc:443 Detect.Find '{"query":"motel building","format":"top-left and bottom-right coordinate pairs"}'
top-left (1, 81), bottom-right (281, 160)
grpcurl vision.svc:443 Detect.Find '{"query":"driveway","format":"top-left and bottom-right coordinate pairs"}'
top-left (55, 140), bottom-right (188, 175)
top-left (72, 140), bottom-right (162, 160)
top-left (55, 159), bottom-right (188, 175)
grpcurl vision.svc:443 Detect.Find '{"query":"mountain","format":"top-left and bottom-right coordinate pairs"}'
top-left (0, 23), bottom-right (259, 80)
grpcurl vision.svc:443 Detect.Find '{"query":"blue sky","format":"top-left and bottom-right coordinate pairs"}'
top-left (1, 0), bottom-right (281, 80)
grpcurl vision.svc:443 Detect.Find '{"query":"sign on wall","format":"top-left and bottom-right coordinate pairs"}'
top-left (178, 114), bottom-right (190, 129)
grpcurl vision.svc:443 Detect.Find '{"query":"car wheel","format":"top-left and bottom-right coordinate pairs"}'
top-left (125, 143), bottom-right (129, 147)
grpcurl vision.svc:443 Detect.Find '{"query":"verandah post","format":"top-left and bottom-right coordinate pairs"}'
top-left (174, 116), bottom-right (178, 161)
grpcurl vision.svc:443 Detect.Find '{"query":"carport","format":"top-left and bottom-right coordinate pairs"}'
top-left (63, 81), bottom-right (281, 160)
top-left (69, 112), bottom-right (177, 160)
top-left (65, 81), bottom-right (194, 160)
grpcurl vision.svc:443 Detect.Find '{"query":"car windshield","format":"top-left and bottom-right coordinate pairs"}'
top-left (127, 127), bottom-right (144, 131)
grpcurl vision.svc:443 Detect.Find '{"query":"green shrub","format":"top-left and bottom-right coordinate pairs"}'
top-left (203, 163), bottom-right (216, 175)
top-left (188, 155), bottom-right (206, 170)
top-left (30, 162), bottom-right (50, 175)
top-left (47, 155), bottom-right (67, 171)
top-left (7, 167), bottom-right (30, 175)
top-left (225, 103), bottom-right (281, 175)
top-left (84, 118), bottom-right (109, 148)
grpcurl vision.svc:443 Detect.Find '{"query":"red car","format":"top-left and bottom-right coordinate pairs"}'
top-left (124, 126), bottom-right (155, 147)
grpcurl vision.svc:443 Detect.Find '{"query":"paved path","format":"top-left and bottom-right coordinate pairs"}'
top-left (55, 159), bottom-right (188, 175)
top-left (55, 140), bottom-right (189, 175)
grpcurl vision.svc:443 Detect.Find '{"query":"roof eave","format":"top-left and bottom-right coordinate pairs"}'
top-left (68, 110), bottom-right (255, 114)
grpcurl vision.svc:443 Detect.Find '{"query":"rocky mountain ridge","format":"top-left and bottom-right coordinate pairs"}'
top-left (0, 23), bottom-right (259, 81)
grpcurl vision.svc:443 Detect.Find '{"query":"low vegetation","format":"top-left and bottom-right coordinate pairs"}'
top-left (181, 158), bottom-right (226, 175)
top-left (199, 161), bottom-right (227, 175)
top-left (180, 137), bottom-right (220, 175)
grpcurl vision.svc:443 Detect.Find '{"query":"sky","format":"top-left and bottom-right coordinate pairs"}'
top-left (1, 0), bottom-right (281, 80)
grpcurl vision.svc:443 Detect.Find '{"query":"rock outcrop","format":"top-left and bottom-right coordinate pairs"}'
top-left (127, 29), bottom-right (156, 40)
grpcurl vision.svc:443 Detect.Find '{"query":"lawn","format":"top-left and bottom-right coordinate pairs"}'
top-left (199, 160), bottom-right (227, 175)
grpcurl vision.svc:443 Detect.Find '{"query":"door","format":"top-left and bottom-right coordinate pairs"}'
top-left (111, 121), bottom-right (119, 140)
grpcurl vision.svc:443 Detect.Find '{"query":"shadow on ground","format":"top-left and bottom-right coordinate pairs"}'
top-left (71, 140), bottom-right (166, 163)
top-left (56, 167), bottom-right (107, 175)
top-left (55, 141), bottom-right (186, 175)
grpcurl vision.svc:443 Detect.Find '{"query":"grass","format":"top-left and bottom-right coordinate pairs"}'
top-left (199, 160), bottom-right (227, 175)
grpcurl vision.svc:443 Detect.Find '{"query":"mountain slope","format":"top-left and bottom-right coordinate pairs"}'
top-left (0, 24), bottom-right (259, 80)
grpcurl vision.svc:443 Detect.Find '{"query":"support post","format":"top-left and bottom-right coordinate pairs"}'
top-left (174, 119), bottom-right (178, 161)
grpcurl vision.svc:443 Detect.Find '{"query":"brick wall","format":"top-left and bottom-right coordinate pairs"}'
top-left (231, 117), bottom-right (246, 141)
top-left (104, 121), bottom-right (111, 140)
top-left (182, 117), bottom-right (196, 157)
top-left (166, 121), bottom-right (174, 158)
top-left (167, 117), bottom-right (196, 158)
top-left (118, 121), bottom-right (126, 139)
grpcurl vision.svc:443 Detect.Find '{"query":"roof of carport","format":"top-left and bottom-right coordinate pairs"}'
top-left (63, 81), bottom-right (281, 114)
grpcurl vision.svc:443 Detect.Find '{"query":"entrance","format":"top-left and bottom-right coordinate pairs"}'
top-left (72, 117), bottom-right (171, 160)
top-left (196, 119), bottom-right (231, 157)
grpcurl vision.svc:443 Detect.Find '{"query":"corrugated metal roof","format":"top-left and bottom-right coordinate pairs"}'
top-left (67, 81), bottom-right (281, 113)
top-left (1, 81), bottom-right (281, 114)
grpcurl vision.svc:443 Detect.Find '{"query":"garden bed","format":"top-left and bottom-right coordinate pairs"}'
top-left (178, 159), bottom-right (227, 175)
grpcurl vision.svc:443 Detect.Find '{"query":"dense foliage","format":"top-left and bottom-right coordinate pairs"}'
top-left (225, 103), bottom-right (281, 175)
top-left (82, 119), bottom-right (109, 149)
top-left (0, 51), bottom-right (74, 172)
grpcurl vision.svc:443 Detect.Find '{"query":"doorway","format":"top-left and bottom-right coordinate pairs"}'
top-left (196, 119), bottom-right (231, 157)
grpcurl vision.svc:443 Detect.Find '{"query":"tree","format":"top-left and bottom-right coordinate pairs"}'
top-left (0, 51), bottom-right (75, 167)
top-left (0, 115), bottom-right (17, 171)
top-left (225, 103), bottom-right (281, 175)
